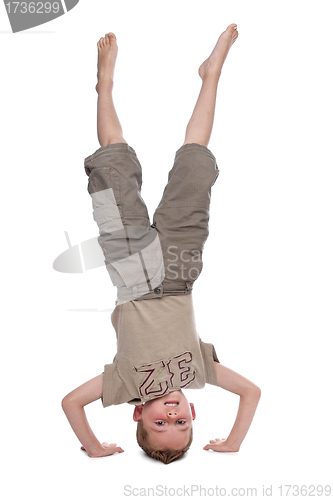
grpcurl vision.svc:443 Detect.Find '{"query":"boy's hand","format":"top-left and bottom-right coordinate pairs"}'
top-left (81, 442), bottom-right (124, 458)
top-left (203, 438), bottom-right (239, 453)
top-left (206, 362), bottom-right (261, 453)
top-left (62, 374), bottom-right (125, 458)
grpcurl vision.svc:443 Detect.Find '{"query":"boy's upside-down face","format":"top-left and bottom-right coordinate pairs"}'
top-left (133, 390), bottom-right (196, 451)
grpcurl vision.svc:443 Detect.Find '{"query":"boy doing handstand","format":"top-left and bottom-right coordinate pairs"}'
top-left (62, 24), bottom-right (261, 464)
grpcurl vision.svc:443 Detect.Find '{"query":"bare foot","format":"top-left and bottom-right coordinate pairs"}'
top-left (96, 33), bottom-right (118, 93)
top-left (199, 24), bottom-right (238, 80)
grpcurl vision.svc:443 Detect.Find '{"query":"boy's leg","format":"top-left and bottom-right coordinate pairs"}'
top-left (183, 23), bottom-right (238, 147)
top-left (85, 34), bottom-right (164, 304)
top-left (96, 33), bottom-right (127, 146)
top-left (153, 24), bottom-right (238, 294)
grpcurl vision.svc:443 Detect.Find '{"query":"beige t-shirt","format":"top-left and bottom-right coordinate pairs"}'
top-left (102, 294), bottom-right (220, 407)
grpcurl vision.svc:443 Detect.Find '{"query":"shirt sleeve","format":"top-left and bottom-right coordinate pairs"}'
top-left (199, 339), bottom-right (220, 386)
top-left (102, 363), bottom-right (132, 407)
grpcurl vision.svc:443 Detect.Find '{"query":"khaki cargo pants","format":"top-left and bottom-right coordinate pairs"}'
top-left (84, 142), bottom-right (219, 304)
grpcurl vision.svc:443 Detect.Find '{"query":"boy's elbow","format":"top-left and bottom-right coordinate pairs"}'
top-left (61, 393), bottom-right (75, 412)
top-left (61, 395), bottom-right (69, 412)
top-left (241, 382), bottom-right (261, 400)
top-left (249, 383), bottom-right (261, 401)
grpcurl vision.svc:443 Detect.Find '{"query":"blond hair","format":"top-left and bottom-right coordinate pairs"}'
top-left (136, 419), bottom-right (193, 464)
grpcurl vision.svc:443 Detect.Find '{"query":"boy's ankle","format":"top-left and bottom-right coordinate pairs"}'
top-left (96, 77), bottom-right (114, 94)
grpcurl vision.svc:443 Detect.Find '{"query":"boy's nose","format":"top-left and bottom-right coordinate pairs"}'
top-left (167, 410), bottom-right (178, 417)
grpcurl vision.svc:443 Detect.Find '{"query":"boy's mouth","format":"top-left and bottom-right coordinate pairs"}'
top-left (164, 401), bottom-right (179, 406)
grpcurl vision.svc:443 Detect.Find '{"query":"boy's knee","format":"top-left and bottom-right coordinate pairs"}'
top-left (100, 137), bottom-right (127, 147)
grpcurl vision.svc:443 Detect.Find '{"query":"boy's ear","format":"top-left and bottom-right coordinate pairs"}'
top-left (189, 403), bottom-right (196, 421)
top-left (133, 404), bottom-right (144, 421)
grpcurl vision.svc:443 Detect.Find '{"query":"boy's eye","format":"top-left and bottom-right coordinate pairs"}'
top-left (155, 420), bottom-right (186, 425)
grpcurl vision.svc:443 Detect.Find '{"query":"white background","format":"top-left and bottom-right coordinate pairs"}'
top-left (1, 0), bottom-right (332, 498)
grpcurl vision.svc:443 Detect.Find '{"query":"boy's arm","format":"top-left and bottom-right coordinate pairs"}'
top-left (62, 373), bottom-right (124, 458)
top-left (203, 362), bottom-right (261, 453)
